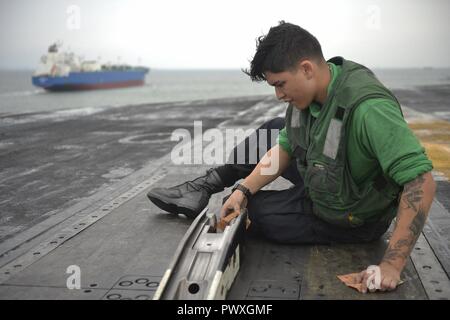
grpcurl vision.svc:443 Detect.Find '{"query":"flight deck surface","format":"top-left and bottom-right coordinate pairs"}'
top-left (1, 87), bottom-right (449, 300)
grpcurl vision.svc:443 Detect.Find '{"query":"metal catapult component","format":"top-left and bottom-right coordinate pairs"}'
top-left (153, 207), bottom-right (247, 300)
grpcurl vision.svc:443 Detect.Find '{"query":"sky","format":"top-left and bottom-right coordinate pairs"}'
top-left (0, 0), bottom-right (449, 70)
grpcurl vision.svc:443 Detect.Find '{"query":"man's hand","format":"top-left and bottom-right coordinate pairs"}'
top-left (356, 262), bottom-right (401, 293)
top-left (220, 190), bottom-right (248, 219)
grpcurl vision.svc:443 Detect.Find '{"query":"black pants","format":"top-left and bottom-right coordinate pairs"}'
top-left (221, 117), bottom-right (392, 245)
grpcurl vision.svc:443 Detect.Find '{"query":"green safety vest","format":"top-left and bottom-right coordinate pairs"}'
top-left (285, 57), bottom-right (402, 228)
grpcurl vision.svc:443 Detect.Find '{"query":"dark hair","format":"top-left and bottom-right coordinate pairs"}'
top-left (243, 21), bottom-right (324, 82)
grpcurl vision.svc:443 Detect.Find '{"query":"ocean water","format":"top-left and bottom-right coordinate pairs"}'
top-left (0, 68), bottom-right (449, 116)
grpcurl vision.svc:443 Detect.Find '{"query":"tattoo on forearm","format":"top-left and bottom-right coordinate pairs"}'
top-left (383, 209), bottom-right (427, 264)
top-left (382, 175), bottom-right (428, 266)
top-left (401, 175), bottom-right (425, 211)
top-left (382, 239), bottom-right (411, 262)
top-left (409, 207), bottom-right (426, 238)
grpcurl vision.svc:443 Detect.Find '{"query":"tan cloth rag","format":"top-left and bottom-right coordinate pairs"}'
top-left (337, 268), bottom-right (405, 293)
top-left (216, 211), bottom-right (251, 232)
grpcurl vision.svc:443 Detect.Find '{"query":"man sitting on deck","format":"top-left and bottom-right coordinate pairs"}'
top-left (147, 21), bottom-right (436, 293)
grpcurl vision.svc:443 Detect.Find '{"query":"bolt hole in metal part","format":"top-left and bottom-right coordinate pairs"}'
top-left (188, 283), bottom-right (200, 294)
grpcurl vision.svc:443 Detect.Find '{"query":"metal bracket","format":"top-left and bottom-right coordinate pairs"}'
top-left (153, 207), bottom-right (247, 300)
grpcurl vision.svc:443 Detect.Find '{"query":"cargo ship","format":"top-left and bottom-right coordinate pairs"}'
top-left (32, 42), bottom-right (149, 91)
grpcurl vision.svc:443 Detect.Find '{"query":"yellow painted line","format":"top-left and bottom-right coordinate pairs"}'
top-left (409, 121), bottom-right (450, 131)
top-left (408, 121), bottom-right (450, 180)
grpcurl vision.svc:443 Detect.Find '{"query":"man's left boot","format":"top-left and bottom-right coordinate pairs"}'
top-left (146, 168), bottom-right (225, 219)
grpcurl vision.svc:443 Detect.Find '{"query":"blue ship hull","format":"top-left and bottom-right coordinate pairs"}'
top-left (32, 68), bottom-right (149, 91)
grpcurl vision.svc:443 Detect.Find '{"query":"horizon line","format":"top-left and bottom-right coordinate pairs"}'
top-left (1, 66), bottom-right (450, 72)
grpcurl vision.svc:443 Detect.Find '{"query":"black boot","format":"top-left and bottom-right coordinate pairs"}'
top-left (147, 168), bottom-right (225, 218)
